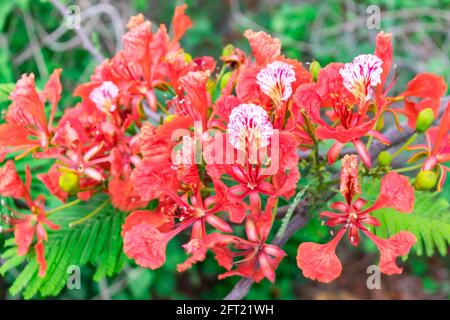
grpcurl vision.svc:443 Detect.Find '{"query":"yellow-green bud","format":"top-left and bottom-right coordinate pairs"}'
top-left (220, 71), bottom-right (233, 90)
top-left (309, 60), bottom-right (321, 82)
top-left (58, 172), bottom-right (80, 195)
top-left (377, 151), bottom-right (392, 166)
top-left (222, 44), bottom-right (235, 57)
top-left (207, 79), bottom-right (216, 95)
top-left (416, 108), bottom-right (434, 133)
top-left (184, 52), bottom-right (193, 63)
top-left (415, 170), bottom-right (437, 190)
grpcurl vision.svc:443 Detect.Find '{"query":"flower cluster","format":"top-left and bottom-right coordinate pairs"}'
top-left (0, 5), bottom-right (448, 285)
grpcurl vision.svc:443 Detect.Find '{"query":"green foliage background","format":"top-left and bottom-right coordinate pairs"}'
top-left (0, 0), bottom-right (449, 300)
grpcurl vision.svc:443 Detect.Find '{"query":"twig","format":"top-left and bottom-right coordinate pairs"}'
top-left (22, 11), bottom-right (48, 79)
top-left (48, 0), bottom-right (105, 63)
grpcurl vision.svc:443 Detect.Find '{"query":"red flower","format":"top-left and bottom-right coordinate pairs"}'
top-left (0, 161), bottom-right (59, 277)
top-left (122, 189), bottom-right (233, 271)
top-left (0, 70), bottom-right (62, 158)
top-left (243, 30), bottom-right (281, 67)
top-left (214, 197), bottom-right (286, 283)
top-left (408, 104), bottom-right (450, 191)
top-left (297, 155), bottom-right (416, 282)
top-left (311, 61), bottom-right (389, 167)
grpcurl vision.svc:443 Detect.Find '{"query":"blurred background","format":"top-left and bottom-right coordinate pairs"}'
top-left (0, 0), bottom-right (449, 299)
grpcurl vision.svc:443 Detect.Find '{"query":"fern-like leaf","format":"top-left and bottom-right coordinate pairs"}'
top-left (0, 194), bottom-right (128, 298)
top-left (369, 190), bottom-right (450, 258)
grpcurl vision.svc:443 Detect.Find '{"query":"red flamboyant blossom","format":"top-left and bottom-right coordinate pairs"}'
top-left (297, 155), bottom-right (416, 283)
top-left (0, 69), bottom-right (61, 160)
top-left (0, 161), bottom-right (59, 276)
top-left (213, 198), bottom-right (286, 283)
top-left (122, 187), bottom-right (233, 272)
top-left (311, 55), bottom-right (390, 167)
top-left (408, 104), bottom-right (450, 191)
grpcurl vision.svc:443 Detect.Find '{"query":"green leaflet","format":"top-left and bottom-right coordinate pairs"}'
top-left (363, 180), bottom-right (450, 258)
top-left (0, 194), bottom-right (129, 298)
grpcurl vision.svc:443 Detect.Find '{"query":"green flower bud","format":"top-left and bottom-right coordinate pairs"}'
top-left (59, 171), bottom-right (80, 195)
top-left (207, 79), bottom-right (216, 95)
top-left (309, 60), bottom-right (321, 82)
top-left (416, 108), bottom-right (434, 133)
top-left (220, 71), bottom-right (233, 90)
top-left (184, 52), bottom-right (193, 63)
top-left (377, 151), bottom-right (392, 166)
top-left (222, 44), bottom-right (235, 57)
top-left (415, 170), bottom-right (437, 190)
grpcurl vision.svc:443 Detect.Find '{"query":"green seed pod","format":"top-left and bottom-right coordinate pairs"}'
top-left (377, 151), bottom-right (392, 166)
top-left (220, 71), bottom-right (233, 90)
top-left (59, 171), bottom-right (80, 195)
top-left (415, 170), bottom-right (438, 190)
top-left (309, 60), bottom-right (321, 82)
top-left (416, 108), bottom-right (434, 133)
top-left (222, 44), bottom-right (235, 57)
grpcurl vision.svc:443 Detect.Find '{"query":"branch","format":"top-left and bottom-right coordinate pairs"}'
top-left (224, 97), bottom-right (449, 300)
top-left (48, 0), bottom-right (105, 63)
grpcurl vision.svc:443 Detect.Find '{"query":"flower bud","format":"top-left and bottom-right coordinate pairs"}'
top-left (184, 52), bottom-right (193, 63)
top-left (377, 151), bottom-right (392, 166)
top-left (415, 170), bottom-right (437, 190)
top-left (58, 171), bottom-right (80, 195)
top-left (416, 108), bottom-right (434, 133)
top-left (222, 44), bottom-right (235, 57)
top-left (207, 79), bottom-right (216, 95)
top-left (220, 71), bottom-right (233, 90)
top-left (309, 60), bottom-right (321, 82)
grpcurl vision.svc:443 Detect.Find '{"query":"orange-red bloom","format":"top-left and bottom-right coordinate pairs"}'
top-left (297, 155), bottom-right (416, 283)
top-left (0, 161), bottom-right (59, 277)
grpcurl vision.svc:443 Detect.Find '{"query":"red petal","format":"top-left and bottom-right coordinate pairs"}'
top-left (243, 30), bottom-right (281, 66)
top-left (402, 73), bottom-right (447, 99)
top-left (364, 230), bottom-right (416, 275)
top-left (0, 160), bottom-right (26, 199)
top-left (14, 218), bottom-right (35, 256)
top-left (371, 172), bottom-right (415, 213)
top-left (206, 214), bottom-right (233, 233)
top-left (374, 31), bottom-right (393, 91)
top-left (296, 228), bottom-right (345, 283)
top-left (35, 241), bottom-right (47, 277)
top-left (207, 233), bottom-right (236, 270)
top-left (171, 4), bottom-right (193, 42)
top-left (122, 221), bottom-right (170, 270)
top-left (327, 141), bottom-right (344, 164)
top-left (259, 252), bottom-right (276, 283)
top-left (108, 177), bottom-right (147, 212)
top-left (353, 139), bottom-right (371, 167)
